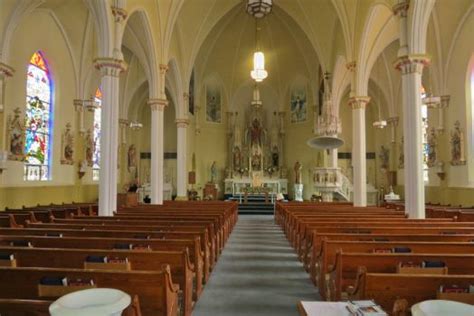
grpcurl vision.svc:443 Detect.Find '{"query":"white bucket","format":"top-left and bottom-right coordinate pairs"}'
top-left (49, 288), bottom-right (131, 316)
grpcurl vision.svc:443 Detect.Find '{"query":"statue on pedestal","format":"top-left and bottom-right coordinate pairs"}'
top-left (427, 127), bottom-right (437, 167)
top-left (294, 161), bottom-right (302, 184)
top-left (60, 123), bottom-right (74, 165)
top-left (210, 161), bottom-right (217, 183)
top-left (450, 120), bottom-right (466, 165)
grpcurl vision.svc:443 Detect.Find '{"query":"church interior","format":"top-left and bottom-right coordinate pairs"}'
top-left (0, 0), bottom-right (474, 315)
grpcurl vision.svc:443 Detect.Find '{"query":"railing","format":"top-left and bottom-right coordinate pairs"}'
top-left (312, 167), bottom-right (353, 202)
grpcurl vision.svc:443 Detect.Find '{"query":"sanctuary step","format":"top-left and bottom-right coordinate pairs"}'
top-left (225, 194), bottom-right (284, 215)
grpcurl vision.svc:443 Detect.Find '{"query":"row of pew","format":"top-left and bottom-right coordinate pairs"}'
top-left (276, 201), bottom-right (474, 314)
top-left (0, 200), bottom-right (238, 315)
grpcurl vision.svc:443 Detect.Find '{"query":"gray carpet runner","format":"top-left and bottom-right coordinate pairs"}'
top-left (193, 215), bottom-right (320, 316)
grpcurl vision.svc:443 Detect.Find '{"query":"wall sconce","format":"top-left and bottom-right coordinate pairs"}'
top-left (0, 150), bottom-right (7, 174)
top-left (129, 121), bottom-right (143, 131)
top-left (435, 161), bottom-right (445, 181)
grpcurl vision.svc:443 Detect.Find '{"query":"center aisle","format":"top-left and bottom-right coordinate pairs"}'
top-left (193, 215), bottom-right (320, 316)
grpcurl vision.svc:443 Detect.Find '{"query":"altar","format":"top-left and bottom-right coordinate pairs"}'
top-left (224, 177), bottom-right (288, 195)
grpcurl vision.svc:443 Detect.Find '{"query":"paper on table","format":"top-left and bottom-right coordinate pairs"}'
top-left (300, 301), bottom-right (352, 316)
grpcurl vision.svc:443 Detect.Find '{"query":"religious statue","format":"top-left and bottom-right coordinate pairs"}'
top-left (450, 120), bottom-right (466, 165)
top-left (251, 149), bottom-right (262, 171)
top-left (60, 123), bottom-right (74, 165)
top-left (128, 144), bottom-right (137, 172)
top-left (379, 145), bottom-right (389, 170)
top-left (398, 137), bottom-right (404, 169)
top-left (271, 146), bottom-right (279, 168)
top-left (6, 107), bottom-right (25, 161)
top-left (210, 161), bottom-right (217, 183)
top-left (427, 127), bottom-right (437, 167)
top-left (233, 146), bottom-right (242, 170)
top-left (294, 161), bottom-right (302, 184)
top-left (250, 118), bottom-right (264, 148)
top-left (85, 129), bottom-right (94, 166)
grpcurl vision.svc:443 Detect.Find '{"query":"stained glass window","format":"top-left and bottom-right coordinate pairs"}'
top-left (24, 51), bottom-right (53, 181)
top-left (93, 87), bottom-right (102, 181)
top-left (421, 86), bottom-right (429, 182)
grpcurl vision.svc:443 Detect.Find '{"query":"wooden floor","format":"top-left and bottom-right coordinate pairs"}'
top-left (193, 215), bottom-right (320, 316)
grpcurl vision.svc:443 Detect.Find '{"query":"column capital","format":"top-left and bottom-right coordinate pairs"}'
top-left (440, 95), bottom-right (450, 108)
top-left (387, 116), bottom-right (399, 126)
top-left (0, 62), bottom-right (14, 77)
top-left (94, 57), bottom-right (128, 77)
top-left (175, 118), bottom-right (190, 128)
top-left (159, 64), bottom-right (169, 75)
top-left (148, 98), bottom-right (168, 111)
top-left (394, 54), bottom-right (430, 74)
top-left (393, 1), bottom-right (409, 17)
top-left (119, 118), bottom-right (129, 127)
top-left (73, 99), bottom-right (85, 112)
top-left (348, 96), bottom-right (371, 110)
top-left (346, 61), bottom-right (357, 72)
top-left (111, 6), bottom-right (128, 22)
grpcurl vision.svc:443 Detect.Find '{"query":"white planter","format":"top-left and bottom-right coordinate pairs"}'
top-left (49, 288), bottom-right (131, 316)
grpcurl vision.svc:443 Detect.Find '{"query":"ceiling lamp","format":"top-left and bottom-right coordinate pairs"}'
top-left (246, 0), bottom-right (272, 19)
top-left (373, 120), bottom-right (387, 129)
top-left (129, 121), bottom-right (143, 130)
top-left (251, 52), bottom-right (268, 82)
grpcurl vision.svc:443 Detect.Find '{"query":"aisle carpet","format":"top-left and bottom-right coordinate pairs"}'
top-left (193, 215), bottom-right (320, 316)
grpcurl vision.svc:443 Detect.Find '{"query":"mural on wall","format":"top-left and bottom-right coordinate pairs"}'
top-left (450, 120), bottom-right (466, 166)
top-left (189, 69), bottom-right (195, 115)
top-left (6, 107), bottom-right (25, 161)
top-left (290, 87), bottom-right (307, 123)
top-left (60, 122), bottom-right (74, 165)
top-left (427, 127), bottom-right (437, 167)
top-left (206, 85), bottom-right (221, 123)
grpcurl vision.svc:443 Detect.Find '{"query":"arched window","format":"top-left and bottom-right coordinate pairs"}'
top-left (92, 87), bottom-right (102, 181)
top-left (421, 85), bottom-right (429, 182)
top-left (24, 51), bottom-right (53, 181)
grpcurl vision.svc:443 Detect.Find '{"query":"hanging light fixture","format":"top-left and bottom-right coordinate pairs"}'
top-left (372, 60), bottom-right (387, 129)
top-left (246, 0), bottom-right (272, 18)
top-left (248, 6), bottom-right (269, 83)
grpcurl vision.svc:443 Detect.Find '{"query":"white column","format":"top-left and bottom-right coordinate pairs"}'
top-left (148, 98), bottom-right (167, 204)
top-left (176, 118), bottom-right (189, 200)
top-left (349, 96), bottom-right (370, 207)
top-left (0, 63), bottom-right (14, 153)
top-left (94, 58), bottom-right (127, 216)
top-left (395, 55), bottom-right (429, 218)
top-left (329, 149), bottom-right (338, 168)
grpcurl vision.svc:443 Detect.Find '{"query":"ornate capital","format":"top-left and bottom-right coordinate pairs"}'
top-left (73, 99), bottom-right (85, 112)
top-left (119, 118), bottom-right (129, 127)
top-left (440, 95), bottom-right (450, 108)
top-left (394, 54), bottom-right (430, 74)
top-left (0, 62), bottom-right (14, 77)
top-left (348, 96), bottom-right (371, 110)
top-left (175, 118), bottom-right (190, 128)
top-left (111, 6), bottom-right (128, 22)
top-left (94, 57), bottom-right (127, 77)
top-left (159, 64), bottom-right (169, 75)
top-left (148, 98), bottom-right (168, 111)
top-left (393, 1), bottom-right (409, 17)
top-left (346, 61), bottom-right (357, 72)
top-left (387, 116), bottom-right (399, 126)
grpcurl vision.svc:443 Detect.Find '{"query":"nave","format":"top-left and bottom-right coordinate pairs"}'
top-left (193, 215), bottom-right (319, 316)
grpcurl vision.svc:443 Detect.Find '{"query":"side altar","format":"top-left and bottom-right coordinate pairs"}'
top-left (224, 86), bottom-right (288, 196)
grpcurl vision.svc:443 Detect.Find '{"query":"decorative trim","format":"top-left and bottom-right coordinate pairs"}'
top-left (148, 98), bottom-right (168, 111)
top-left (345, 61), bottom-right (357, 72)
top-left (348, 96), bottom-right (371, 110)
top-left (387, 116), bottom-right (399, 126)
top-left (440, 95), bottom-right (450, 108)
top-left (111, 6), bottom-right (128, 22)
top-left (159, 64), bottom-right (169, 75)
top-left (93, 57), bottom-right (128, 77)
top-left (73, 99), bottom-right (84, 112)
top-left (0, 62), bottom-right (15, 77)
top-left (119, 119), bottom-right (129, 127)
top-left (394, 54), bottom-right (431, 74)
top-left (393, 1), bottom-right (409, 17)
top-left (175, 118), bottom-right (189, 128)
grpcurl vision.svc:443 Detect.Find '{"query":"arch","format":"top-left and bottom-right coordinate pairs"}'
top-left (166, 58), bottom-right (184, 118)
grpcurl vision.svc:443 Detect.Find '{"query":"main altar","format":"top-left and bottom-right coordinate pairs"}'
top-left (223, 87), bottom-right (288, 196)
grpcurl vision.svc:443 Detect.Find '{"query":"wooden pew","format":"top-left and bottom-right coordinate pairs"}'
top-left (348, 267), bottom-right (474, 313)
top-left (0, 246), bottom-right (194, 316)
top-left (327, 251), bottom-right (474, 301)
top-left (0, 266), bottom-right (179, 316)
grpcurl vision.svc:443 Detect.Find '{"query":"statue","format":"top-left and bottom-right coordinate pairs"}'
top-left (271, 147), bottom-right (279, 168)
top-left (450, 120), bottom-right (466, 165)
top-left (427, 127), bottom-right (437, 167)
top-left (6, 107), bottom-right (25, 161)
top-left (128, 144), bottom-right (137, 172)
top-left (251, 148), bottom-right (262, 171)
top-left (249, 118), bottom-right (264, 148)
top-left (210, 161), bottom-right (217, 183)
top-left (294, 161), bottom-right (302, 184)
top-left (60, 123), bottom-right (74, 165)
top-left (233, 146), bottom-right (242, 170)
top-left (379, 145), bottom-right (389, 170)
top-left (398, 137), bottom-right (404, 169)
top-left (85, 129), bottom-right (94, 166)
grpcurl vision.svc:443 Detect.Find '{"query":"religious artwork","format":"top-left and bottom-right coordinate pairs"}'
top-left (249, 118), bottom-right (264, 148)
top-left (379, 145), bottom-right (389, 170)
top-left (85, 129), bottom-right (94, 166)
top-left (128, 144), bottom-right (137, 172)
top-left (290, 88), bottom-right (307, 123)
top-left (188, 69), bottom-right (195, 115)
top-left (60, 123), bottom-right (74, 165)
top-left (427, 127), bottom-right (437, 167)
top-left (233, 146), bottom-right (242, 170)
top-left (294, 161), bottom-right (302, 184)
top-left (206, 86), bottom-right (221, 123)
top-left (210, 161), bottom-right (217, 183)
top-left (6, 108), bottom-right (25, 161)
top-left (398, 137), bottom-right (404, 169)
top-left (251, 148), bottom-right (262, 171)
top-left (450, 120), bottom-right (466, 166)
top-left (93, 87), bottom-right (102, 181)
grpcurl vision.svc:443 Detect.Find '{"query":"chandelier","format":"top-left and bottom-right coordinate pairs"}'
top-left (251, 52), bottom-right (267, 82)
top-left (246, 0), bottom-right (272, 19)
